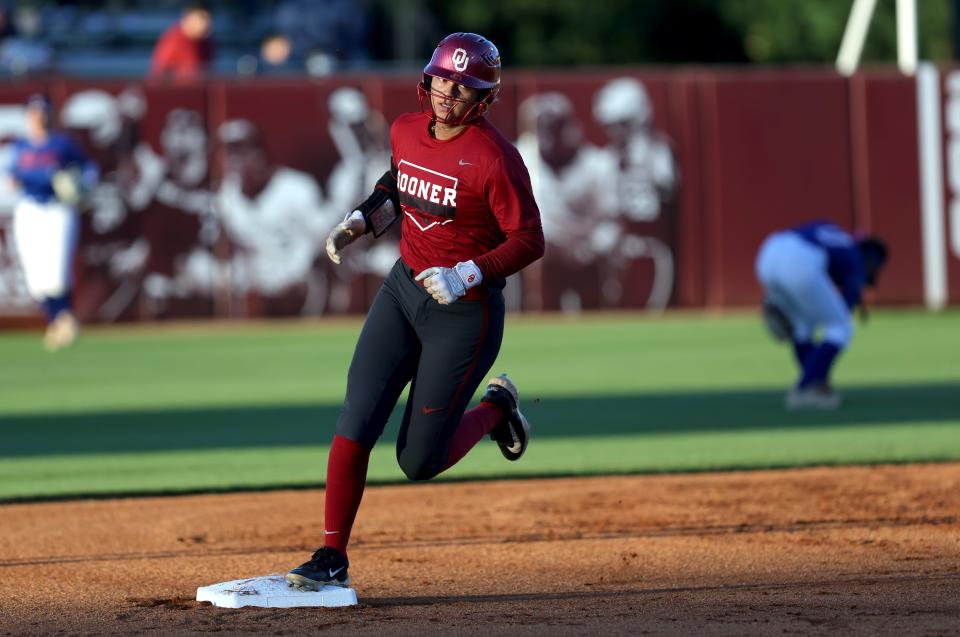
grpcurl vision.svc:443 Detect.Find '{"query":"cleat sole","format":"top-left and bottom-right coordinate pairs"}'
top-left (285, 572), bottom-right (351, 590)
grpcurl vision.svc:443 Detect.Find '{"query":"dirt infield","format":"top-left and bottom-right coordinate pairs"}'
top-left (2, 464), bottom-right (959, 636)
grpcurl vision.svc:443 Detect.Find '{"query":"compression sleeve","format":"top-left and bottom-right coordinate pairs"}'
top-left (355, 164), bottom-right (400, 237)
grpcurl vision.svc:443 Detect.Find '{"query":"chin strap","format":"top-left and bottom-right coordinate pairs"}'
top-left (417, 81), bottom-right (489, 126)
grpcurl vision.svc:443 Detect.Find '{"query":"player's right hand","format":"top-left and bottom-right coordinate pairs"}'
top-left (326, 210), bottom-right (367, 265)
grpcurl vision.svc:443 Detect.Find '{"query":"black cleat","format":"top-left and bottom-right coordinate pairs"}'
top-left (482, 374), bottom-right (531, 461)
top-left (286, 547), bottom-right (350, 590)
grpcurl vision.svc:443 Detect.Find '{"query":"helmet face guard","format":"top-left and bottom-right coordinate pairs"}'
top-left (417, 78), bottom-right (493, 126)
top-left (418, 32), bottom-right (501, 126)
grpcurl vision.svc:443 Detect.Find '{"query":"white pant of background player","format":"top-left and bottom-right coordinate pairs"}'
top-left (755, 231), bottom-right (853, 349)
top-left (12, 198), bottom-right (81, 350)
top-left (12, 198), bottom-right (78, 302)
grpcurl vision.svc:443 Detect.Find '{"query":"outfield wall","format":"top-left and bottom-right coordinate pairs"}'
top-left (0, 68), bottom-right (950, 322)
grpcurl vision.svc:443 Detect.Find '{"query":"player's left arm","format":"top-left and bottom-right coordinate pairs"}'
top-left (66, 136), bottom-right (99, 189)
top-left (418, 153), bottom-right (545, 305)
top-left (53, 136), bottom-right (99, 205)
top-left (475, 153), bottom-right (545, 275)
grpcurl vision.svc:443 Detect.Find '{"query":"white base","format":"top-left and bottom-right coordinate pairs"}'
top-left (196, 575), bottom-right (358, 608)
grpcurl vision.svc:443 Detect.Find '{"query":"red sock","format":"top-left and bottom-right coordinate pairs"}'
top-left (323, 435), bottom-right (371, 556)
top-left (441, 402), bottom-right (503, 472)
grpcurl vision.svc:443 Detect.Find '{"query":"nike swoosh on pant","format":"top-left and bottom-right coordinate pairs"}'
top-left (422, 406), bottom-right (445, 415)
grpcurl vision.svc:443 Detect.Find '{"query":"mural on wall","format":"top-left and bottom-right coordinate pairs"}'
top-left (56, 87), bottom-right (215, 321)
top-left (3, 70), bottom-right (931, 320)
top-left (322, 86), bottom-right (398, 314)
top-left (0, 82), bottom-right (399, 321)
top-left (214, 117), bottom-right (331, 316)
top-left (518, 77), bottom-right (678, 312)
top-left (0, 77), bottom-right (680, 320)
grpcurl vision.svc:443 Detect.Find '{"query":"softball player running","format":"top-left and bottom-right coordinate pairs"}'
top-left (9, 94), bottom-right (97, 350)
top-left (286, 33), bottom-right (545, 590)
top-left (756, 221), bottom-right (887, 409)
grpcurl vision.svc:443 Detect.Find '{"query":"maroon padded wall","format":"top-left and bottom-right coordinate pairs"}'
top-left (0, 69), bottom-right (941, 323)
top-left (697, 72), bottom-right (857, 306)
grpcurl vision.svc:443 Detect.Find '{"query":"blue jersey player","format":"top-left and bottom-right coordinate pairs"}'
top-left (755, 221), bottom-right (887, 409)
top-left (8, 94), bottom-right (98, 350)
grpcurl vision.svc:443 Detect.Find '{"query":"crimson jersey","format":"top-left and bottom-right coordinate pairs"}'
top-left (390, 112), bottom-right (544, 293)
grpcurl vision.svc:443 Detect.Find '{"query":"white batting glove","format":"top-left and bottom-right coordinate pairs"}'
top-left (326, 210), bottom-right (367, 265)
top-left (415, 260), bottom-right (482, 305)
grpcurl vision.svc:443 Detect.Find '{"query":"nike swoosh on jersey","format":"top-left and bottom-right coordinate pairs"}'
top-left (458, 159), bottom-right (473, 166)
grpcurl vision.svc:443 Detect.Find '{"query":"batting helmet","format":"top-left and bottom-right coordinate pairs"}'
top-left (418, 32), bottom-right (501, 125)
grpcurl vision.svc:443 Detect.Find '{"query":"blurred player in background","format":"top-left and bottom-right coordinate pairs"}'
top-left (593, 78), bottom-right (676, 227)
top-left (60, 89), bottom-right (214, 321)
top-left (286, 32), bottom-right (544, 591)
top-left (215, 118), bottom-right (331, 315)
top-left (324, 86), bottom-right (398, 312)
top-left (516, 91), bottom-right (610, 311)
top-left (8, 94), bottom-right (97, 350)
top-left (138, 107), bottom-right (216, 319)
top-left (59, 87), bottom-right (154, 322)
top-left (592, 77), bottom-right (677, 309)
top-left (756, 221), bottom-right (887, 409)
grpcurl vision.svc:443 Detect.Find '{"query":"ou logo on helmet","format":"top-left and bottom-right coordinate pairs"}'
top-left (452, 48), bottom-right (469, 72)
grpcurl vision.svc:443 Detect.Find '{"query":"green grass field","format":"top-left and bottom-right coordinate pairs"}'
top-left (1, 310), bottom-right (957, 501)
